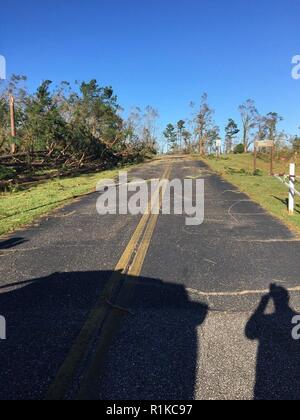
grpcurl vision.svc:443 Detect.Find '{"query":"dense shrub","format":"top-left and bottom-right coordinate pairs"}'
top-left (0, 165), bottom-right (16, 180)
top-left (234, 144), bottom-right (245, 154)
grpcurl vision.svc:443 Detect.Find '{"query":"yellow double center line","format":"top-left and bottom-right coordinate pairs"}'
top-left (46, 165), bottom-right (172, 400)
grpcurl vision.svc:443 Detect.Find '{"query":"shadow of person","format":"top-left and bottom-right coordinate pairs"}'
top-left (0, 271), bottom-right (208, 400)
top-left (97, 276), bottom-right (208, 400)
top-left (245, 284), bottom-right (300, 400)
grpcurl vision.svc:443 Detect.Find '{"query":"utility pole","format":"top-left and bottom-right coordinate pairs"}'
top-left (9, 95), bottom-right (16, 154)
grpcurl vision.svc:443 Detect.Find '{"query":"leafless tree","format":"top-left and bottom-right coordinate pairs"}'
top-left (196, 93), bottom-right (215, 155)
top-left (239, 99), bottom-right (258, 152)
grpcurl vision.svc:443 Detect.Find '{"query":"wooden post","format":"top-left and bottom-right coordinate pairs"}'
top-left (9, 95), bottom-right (16, 154)
top-left (270, 145), bottom-right (274, 176)
top-left (253, 144), bottom-right (257, 174)
top-left (289, 163), bottom-right (296, 215)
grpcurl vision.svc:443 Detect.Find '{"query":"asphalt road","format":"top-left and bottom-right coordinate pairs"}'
top-left (0, 156), bottom-right (300, 400)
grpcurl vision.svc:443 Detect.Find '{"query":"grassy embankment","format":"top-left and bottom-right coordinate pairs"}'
top-left (203, 153), bottom-right (300, 233)
top-left (0, 164), bottom-right (139, 237)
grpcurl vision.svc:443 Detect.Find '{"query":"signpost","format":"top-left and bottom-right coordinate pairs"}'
top-left (253, 143), bottom-right (257, 173)
top-left (255, 140), bottom-right (274, 148)
top-left (270, 144), bottom-right (274, 176)
top-left (254, 140), bottom-right (275, 175)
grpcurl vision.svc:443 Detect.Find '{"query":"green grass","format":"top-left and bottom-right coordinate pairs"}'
top-left (203, 153), bottom-right (300, 234)
top-left (0, 164), bottom-right (139, 237)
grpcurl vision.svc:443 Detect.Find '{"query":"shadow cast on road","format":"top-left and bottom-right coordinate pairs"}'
top-left (0, 237), bottom-right (28, 250)
top-left (0, 271), bottom-right (113, 399)
top-left (0, 270), bottom-right (208, 400)
top-left (246, 284), bottom-right (300, 400)
top-left (272, 196), bottom-right (300, 215)
top-left (97, 276), bottom-right (208, 400)
top-left (1, 270), bottom-right (300, 400)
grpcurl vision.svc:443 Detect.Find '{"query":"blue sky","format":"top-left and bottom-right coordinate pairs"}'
top-left (1, 0), bottom-right (300, 141)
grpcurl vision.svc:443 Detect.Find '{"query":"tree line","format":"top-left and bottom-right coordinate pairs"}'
top-left (2, 77), bottom-right (300, 170)
top-left (163, 94), bottom-right (300, 155)
top-left (0, 75), bottom-right (158, 168)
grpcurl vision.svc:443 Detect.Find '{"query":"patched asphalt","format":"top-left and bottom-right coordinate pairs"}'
top-left (0, 157), bottom-right (300, 400)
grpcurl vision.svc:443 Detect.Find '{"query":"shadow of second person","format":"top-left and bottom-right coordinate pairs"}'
top-left (245, 284), bottom-right (300, 400)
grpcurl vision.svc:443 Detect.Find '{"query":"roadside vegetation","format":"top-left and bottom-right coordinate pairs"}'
top-left (163, 94), bottom-right (300, 156)
top-left (0, 75), bottom-right (159, 190)
top-left (2, 76), bottom-right (300, 236)
top-left (0, 165), bottom-right (141, 237)
top-left (203, 153), bottom-right (300, 233)
top-left (162, 92), bottom-right (300, 232)
top-left (0, 75), bottom-right (159, 236)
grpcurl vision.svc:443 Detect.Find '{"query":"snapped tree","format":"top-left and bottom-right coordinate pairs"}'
top-left (196, 93), bottom-right (215, 155)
